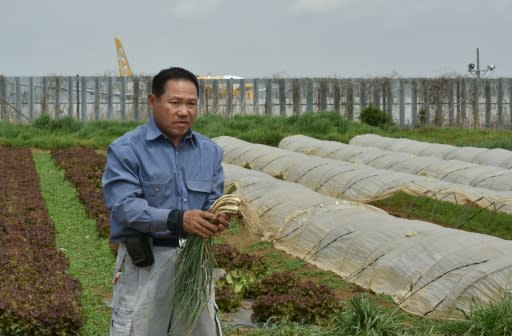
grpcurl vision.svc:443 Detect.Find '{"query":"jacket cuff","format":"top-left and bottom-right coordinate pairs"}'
top-left (167, 209), bottom-right (185, 234)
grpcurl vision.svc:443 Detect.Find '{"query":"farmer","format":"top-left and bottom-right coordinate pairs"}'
top-left (102, 66), bottom-right (229, 336)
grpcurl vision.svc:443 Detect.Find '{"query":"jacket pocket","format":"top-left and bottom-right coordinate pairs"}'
top-left (185, 179), bottom-right (213, 209)
top-left (140, 175), bottom-right (175, 207)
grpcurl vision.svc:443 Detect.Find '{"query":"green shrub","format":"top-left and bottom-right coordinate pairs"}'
top-left (33, 114), bottom-right (82, 132)
top-left (359, 105), bottom-right (394, 128)
top-left (32, 113), bottom-right (52, 129)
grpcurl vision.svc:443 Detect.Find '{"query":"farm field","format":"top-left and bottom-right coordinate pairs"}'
top-left (1, 112), bottom-right (512, 335)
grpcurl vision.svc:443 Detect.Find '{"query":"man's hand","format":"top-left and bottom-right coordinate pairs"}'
top-left (182, 210), bottom-right (230, 239)
top-left (215, 212), bottom-right (231, 233)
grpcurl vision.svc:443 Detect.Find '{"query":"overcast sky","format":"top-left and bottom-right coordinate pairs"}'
top-left (1, 0), bottom-right (510, 78)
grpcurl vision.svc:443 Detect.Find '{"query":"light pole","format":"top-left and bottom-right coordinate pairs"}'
top-left (468, 48), bottom-right (495, 78)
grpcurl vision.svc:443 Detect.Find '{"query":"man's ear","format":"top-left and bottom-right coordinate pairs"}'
top-left (147, 94), bottom-right (155, 107)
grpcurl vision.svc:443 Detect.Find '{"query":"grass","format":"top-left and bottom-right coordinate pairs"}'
top-left (0, 115), bottom-right (141, 149)
top-left (437, 293), bottom-right (512, 336)
top-left (372, 191), bottom-right (512, 240)
top-left (3, 112), bottom-right (512, 150)
top-left (33, 151), bottom-right (114, 336)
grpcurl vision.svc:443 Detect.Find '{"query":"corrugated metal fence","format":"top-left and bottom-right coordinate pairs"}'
top-left (1, 76), bottom-right (512, 128)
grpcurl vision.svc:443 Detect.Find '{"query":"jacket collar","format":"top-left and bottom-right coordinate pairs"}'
top-left (146, 118), bottom-right (197, 147)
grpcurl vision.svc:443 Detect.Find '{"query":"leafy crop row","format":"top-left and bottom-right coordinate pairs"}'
top-left (0, 148), bottom-right (82, 335)
top-left (214, 243), bottom-right (340, 324)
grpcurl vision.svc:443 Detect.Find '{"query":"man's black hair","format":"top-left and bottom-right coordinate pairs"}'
top-left (151, 67), bottom-right (199, 97)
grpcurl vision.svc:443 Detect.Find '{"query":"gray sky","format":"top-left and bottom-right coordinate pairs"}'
top-left (1, 0), bottom-right (510, 78)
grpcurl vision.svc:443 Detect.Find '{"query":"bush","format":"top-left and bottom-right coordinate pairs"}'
top-left (33, 114), bottom-right (82, 132)
top-left (359, 105), bottom-right (394, 128)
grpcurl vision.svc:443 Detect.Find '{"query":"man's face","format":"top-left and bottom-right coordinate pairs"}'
top-left (149, 79), bottom-right (198, 146)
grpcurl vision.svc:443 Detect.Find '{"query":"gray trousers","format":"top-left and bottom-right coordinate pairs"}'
top-left (110, 244), bottom-right (222, 336)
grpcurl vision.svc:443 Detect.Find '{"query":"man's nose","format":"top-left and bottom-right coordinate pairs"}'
top-left (176, 103), bottom-right (188, 114)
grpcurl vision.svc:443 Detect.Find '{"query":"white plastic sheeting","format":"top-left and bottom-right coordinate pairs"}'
top-left (280, 134), bottom-right (512, 192)
top-left (214, 136), bottom-right (512, 215)
top-left (223, 163), bottom-right (512, 320)
top-left (349, 134), bottom-right (512, 169)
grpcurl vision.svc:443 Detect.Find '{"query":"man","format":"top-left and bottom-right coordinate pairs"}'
top-left (102, 67), bottom-right (229, 335)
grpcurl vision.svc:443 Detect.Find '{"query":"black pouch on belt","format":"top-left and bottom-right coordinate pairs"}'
top-left (125, 234), bottom-right (154, 267)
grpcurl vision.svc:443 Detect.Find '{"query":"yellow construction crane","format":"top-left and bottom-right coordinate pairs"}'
top-left (114, 37), bottom-right (133, 77)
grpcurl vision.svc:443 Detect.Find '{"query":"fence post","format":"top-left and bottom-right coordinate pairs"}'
top-left (42, 77), bottom-right (48, 117)
top-left (470, 78), bottom-right (479, 127)
top-left (448, 79), bottom-right (455, 127)
top-left (333, 80), bottom-right (340, 115)
top-left (239, 78), bottom-right (246, 115)
top-left (421, 80), bottom-right (430, 126)
top-left (346, 80), bottom-right (354, 120)
top-left (360, 80), bottom-right (367, 111)
top-left (94, 77), bottom-right (100, 121)
top-left (399, 79), bottom-right (405, 127)
top-left (75, 75), bottom-right (80, 120)
top-left (372, 81), bottom-right (380, 109)
top-left (455, 78), bottom-right (461, 126)
top-left (484, 79), bottom-right (491, 128)
top-left (30, 77), bottom-right (35, 122)
top-left (146, 77), bottom-right (152, 118)
top-left (292, 79), bottom-right (300, 116)
top-left (265, 78), bottom-right (272, 115)
top-left (212, 80), bottom-right (219, 113)
top-left (0, 76), bottom-right (6, 121)
top-left (253, 79), bottom-right (259, 115)
top-left (54, 77), bottom-right (61, 118)
top-left (14, 77), bottom-right (20, 122)
top-left (120, 77), bottom-right (126, 121)
top-left (306, 78), bottom-right (313, 113)
top-left (133, 77), bottom-right (140, 120)
top-left (67, 77), bottom-right (73, 117)
top-left (386, 79), bottom-right (393, 117)
top-left (497, 78), bottom-right (503, 128)
top-left (226, 79), bottom-right (233, 116)
top-left (319, 79), bottom-right (328, 112)
top-left (509, 79), bottom-right (512, 129)
top-left (199, 79), bottom-right (206, 115)
top-left (107, 77), bottom-right (113, 120)
top-left (81, 76), bottom-right (87, 122)
top-left (411, 79), bottom-right (417, 127)
top-left (279, 79), bottom-right (286, 116)
top-left (461, 78), bottom-right (467, 123)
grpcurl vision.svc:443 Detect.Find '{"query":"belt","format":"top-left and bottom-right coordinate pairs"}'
top-left (152, 236), bottom-right (186, 248)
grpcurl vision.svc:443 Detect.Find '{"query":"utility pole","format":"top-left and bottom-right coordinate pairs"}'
top-left (76, 74), bottom-right (80, 119)
top-left (468, 48), bottom-right (495, 78)
top-left (476, 47), bottom-right (480, 78)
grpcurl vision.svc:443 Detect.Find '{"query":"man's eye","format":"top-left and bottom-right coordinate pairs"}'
top-left (187, 102), bottom-right (198, 108)
top-left (169, 101), bottom-right (179, 105)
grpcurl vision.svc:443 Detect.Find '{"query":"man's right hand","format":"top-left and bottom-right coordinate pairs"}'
top-left (182, 210), bottom-right (221, 239)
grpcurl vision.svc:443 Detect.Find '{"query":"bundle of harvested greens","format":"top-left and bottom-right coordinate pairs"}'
top-left (172, 193), bottom-right (259, 331)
